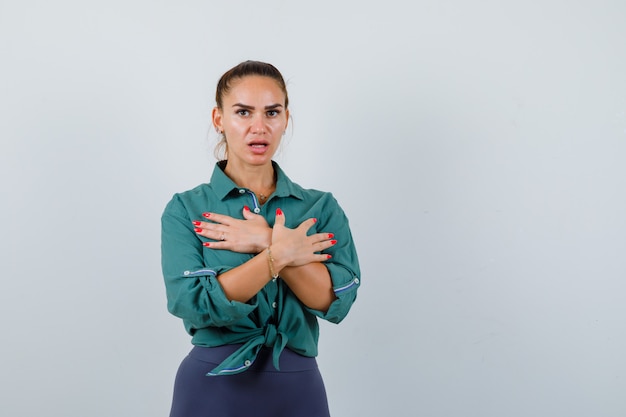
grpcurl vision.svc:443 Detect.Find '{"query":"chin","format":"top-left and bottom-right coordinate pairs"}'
top-left (245, 155), bottom-right (274, 166)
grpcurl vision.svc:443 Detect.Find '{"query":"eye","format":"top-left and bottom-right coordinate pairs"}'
top-left (266, 110), bottom-right (280, 117)
top-left (236, 109), bottom-right (250, 117)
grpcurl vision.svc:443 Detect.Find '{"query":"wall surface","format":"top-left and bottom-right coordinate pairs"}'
top-left (1, 1), bottom-right (625, 416)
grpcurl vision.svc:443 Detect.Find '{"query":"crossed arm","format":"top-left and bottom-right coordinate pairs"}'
top-left (192, 206), bottom-right (337, 312)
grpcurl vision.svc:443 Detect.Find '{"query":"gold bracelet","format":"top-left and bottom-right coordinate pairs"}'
top-left (267, 246), bottom-right (279, 280)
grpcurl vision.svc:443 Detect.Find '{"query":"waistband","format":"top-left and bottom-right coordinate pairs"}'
top-left (188, 344), bottom-right (318, 373)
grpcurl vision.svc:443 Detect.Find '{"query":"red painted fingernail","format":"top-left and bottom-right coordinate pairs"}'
top-left (313, 218), bottom-right (317, 223)
top-left (192, 221), bottom-right (201, 226)
top-left (244, 206), bottom-right (250, 211)
top-left (202, 213), bottom-right (211, 218)
top-left (326, 254), bottom-right (332, 259)
top-left (203, 242), bottom-right (210, 247)
top-left (327, 233), bottom-right (334, 239)
top-left (330, 240), bottom-right (337, 245)
top-left (276, 208), bottom-right (283, 215)
top-left (194, 228), bottom-right (202, 233)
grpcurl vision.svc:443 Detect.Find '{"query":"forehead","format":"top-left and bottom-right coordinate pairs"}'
top-left (224, 75), bottom-right (286, 105)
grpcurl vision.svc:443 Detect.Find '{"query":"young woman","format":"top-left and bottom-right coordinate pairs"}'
top-left (161, 60), bottom-right (360, 416)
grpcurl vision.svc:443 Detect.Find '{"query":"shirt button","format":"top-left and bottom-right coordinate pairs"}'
top-left (253, 207), bottom-right (261, 214)
top-left (272, 302), bottom-right (277, 309)
top-left (183, 271), bottom-right (190, 276)
top-left (244, 360), bottom-right (251, 367)
top-left (354, 278), bottom-right (360, 284)
top-left (239, 189), bottom-right (246, 194)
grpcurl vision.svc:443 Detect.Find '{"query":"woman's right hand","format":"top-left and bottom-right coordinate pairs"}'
top-left (193, 206), bottom-right (272, 254)
top-left (270, 208), bottom-right (336, 271)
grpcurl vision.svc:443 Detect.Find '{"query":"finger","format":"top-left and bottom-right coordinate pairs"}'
top-left (192, 220), bottom-right (211, 235)
top-left (312, 238), bottom-right (337, 252)
top-left (192, 221), bottom-right (227, 241)
top-left (313, 253), bottom-right (333, 262)
top-left (274, 208), bottom-right (285, 227)
top-left (242, 205), bottom-right (257, 220)
top-left (202, 241), bottom-right (230, 249)
top-left (192, 220), bottom-right (219, 233)
top-left (201, 212), bottom-right (233, 225)
top-left (311, 232), bottom-right (334, 243)
top-left (296, 217), bottom-right (318, 233)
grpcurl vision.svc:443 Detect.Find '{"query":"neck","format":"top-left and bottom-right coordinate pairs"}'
top-left (223, 160), bottom-right (275, 190)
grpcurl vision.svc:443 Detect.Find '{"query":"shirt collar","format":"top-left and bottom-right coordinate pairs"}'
top-left (209, 160), bottom-right (304, 201)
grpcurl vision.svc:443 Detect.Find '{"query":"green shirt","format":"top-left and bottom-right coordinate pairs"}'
top-left (161, 161), bottom-right (360, 376)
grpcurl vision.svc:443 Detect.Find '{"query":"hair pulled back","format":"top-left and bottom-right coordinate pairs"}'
top-left (213, 61), bottom-right (289, 160)
top-left (215, 60), bottom-right (289, 110)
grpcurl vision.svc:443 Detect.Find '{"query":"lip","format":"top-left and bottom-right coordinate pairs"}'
top-left (248, 140), bottom-right (270, 155)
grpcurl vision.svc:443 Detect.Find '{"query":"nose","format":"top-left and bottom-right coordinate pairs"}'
top-left (251, 114), bottom-right (266, 134)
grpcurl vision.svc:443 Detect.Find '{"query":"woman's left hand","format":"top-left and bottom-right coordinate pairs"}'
top-left (193, 206), bottom-right (271, 253)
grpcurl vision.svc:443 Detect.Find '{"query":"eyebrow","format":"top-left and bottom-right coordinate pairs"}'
top-left (232, 103), bottom-right (284, 110)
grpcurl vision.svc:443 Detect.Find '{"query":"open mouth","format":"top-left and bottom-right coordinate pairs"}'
top-left (248, 140), bottom-right (269, 148)
top-left (248, 140), bottom-right (270, 154)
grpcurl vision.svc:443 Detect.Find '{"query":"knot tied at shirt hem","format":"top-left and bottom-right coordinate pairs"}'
top-left (206, 324), bottom-right (289, 376)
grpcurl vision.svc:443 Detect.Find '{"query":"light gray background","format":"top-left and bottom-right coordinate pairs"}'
top-left (1, 1), bottom-right (625, 416)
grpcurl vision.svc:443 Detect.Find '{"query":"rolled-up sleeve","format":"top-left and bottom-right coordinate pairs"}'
top-left (161, 195), bottom-right (257, 330)
top-left (306, 194), bottom-right (361, 323)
